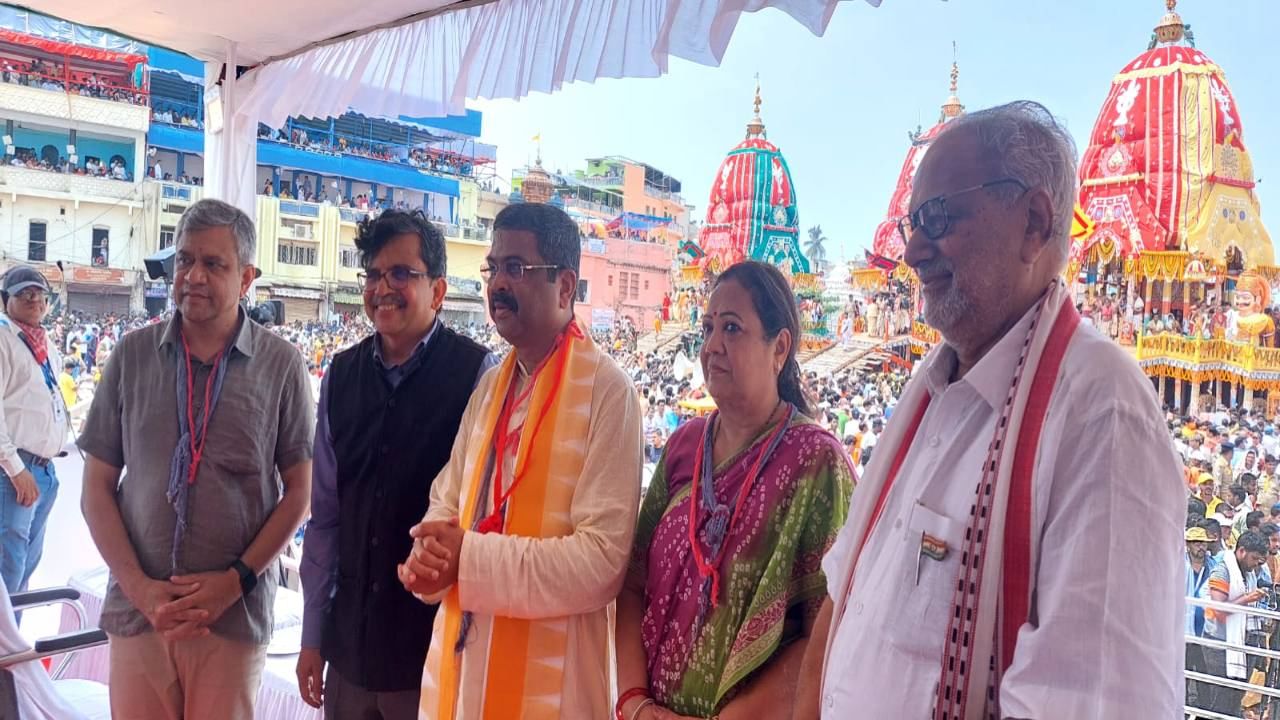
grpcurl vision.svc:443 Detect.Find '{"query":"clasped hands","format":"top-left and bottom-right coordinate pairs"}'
top-left (397, 517), bottom-right (465, 598)
top-left (127, 569), bottom-right (244, 641)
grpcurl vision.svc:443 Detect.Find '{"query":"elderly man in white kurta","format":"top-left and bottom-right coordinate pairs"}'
top-left (793, 101), bottom-right (1185, 720)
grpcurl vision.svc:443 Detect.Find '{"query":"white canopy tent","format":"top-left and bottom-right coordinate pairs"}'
top-left (21, 0), bottom-right (882, 213)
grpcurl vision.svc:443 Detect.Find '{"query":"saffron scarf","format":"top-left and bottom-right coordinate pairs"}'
top-left (822, 280), bottom-right (1080, 720)
top-left (424, 321), bottom-right (599, 720)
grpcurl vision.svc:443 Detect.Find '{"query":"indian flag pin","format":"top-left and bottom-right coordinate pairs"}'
top-left (920, 533), bottom-right (949, 562)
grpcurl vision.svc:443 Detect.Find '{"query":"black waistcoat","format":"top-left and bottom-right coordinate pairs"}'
top-left (322, 325), bottom-right (488, 691)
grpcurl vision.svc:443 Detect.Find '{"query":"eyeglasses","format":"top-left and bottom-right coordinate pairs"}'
top-left (897, 177), bottom-right (1029, 244)
top-left (357, 266), bottom-right (431, 290)
top-left (479, 259), bottom-right (561, 282)
top-left (12, 288), bottom-right (49, 303)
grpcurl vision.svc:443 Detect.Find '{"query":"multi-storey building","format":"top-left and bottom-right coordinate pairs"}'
top-left (0, 17), bottom-right (151, 314)
top-left (0, 9), bottom-right (502, 326)
top-left (145, 47), bottom-right (499, 325)
top-left (510, 156), bottom-right (688, 331)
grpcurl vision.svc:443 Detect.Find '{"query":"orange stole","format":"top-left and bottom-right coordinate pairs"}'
top-left (431, 325), bottom-right (596, 720)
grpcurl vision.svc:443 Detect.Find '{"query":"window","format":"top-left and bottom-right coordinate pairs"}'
top-left (576, 279), bottom-right (590, 303)
top-left (91, 227), bottom-right (109, 266)
top-left (607, 274), bottom-right (613, 287)
top-left (279, 242), bottom-right (318, 266)
top-left (629, 272), bottom-right (639, 299)
top-left (644, 279), bottom-right (649, 291)
top-left (339, 246), bottom-right (360, 268)
top-left (27, 221), bottom-right (46, 262)
top-left (281, 219), bottom-right (314, 240)
top-left (159, 225), bottom-right (175, 249)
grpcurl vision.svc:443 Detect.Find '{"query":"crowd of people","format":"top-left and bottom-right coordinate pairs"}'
top-left (1178, 408), bottom-right (1280, 719)
top-left (0, 101), bottom-right (1250, 720)
top-left (6, 150), bottom-right (134, 182)
top-left (151, 105), bottom-right (204, 130)
top-left (0, 57), bottom-right (146, 105)
top-left (832, 283), bottom-right (915, 344)
top-left (256, 124), bottom-right (479, 179)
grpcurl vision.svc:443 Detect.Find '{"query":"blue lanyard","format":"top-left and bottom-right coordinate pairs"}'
top-left (16, 332), bottom-right (56, 392)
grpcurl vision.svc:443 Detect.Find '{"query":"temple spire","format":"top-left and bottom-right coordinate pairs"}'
top-left (939, 42), bottom-right (964, 122)
top-left (746, 74), bottom-right (766, 139)
top-left (1153, 0), bottom-right (1186, 45)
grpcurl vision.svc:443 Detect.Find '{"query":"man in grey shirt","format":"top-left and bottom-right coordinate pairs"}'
top-left (78, 198), bottom-right (313, 720)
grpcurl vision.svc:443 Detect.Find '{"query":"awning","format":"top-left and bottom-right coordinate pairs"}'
top-left (443, 297), bottom-right (484, 313)
top-left (0, 27), bottom-right (146, 69)
top-left (331, 291), bottom-right (364, 305)
top-left (66, 282), bottom-right (131, 295)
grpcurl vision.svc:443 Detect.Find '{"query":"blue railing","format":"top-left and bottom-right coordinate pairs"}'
top-left (279, 200), bottom-right (321, 218)
top-left (161, 183), bottom-right (192, 200)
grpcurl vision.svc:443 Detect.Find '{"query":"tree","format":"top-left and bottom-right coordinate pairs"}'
top-left (805, 225), bottom-right (830, 271)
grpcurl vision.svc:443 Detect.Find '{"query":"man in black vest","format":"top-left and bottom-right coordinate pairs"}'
top-left (297, 209), bottom-right (497, 718)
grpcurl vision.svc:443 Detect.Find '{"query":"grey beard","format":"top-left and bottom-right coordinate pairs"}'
top-left (922, 283), bottom-right (974, 335)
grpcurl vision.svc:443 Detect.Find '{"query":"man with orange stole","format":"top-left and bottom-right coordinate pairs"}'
top-left (398, 203), bottom-right (643, 720)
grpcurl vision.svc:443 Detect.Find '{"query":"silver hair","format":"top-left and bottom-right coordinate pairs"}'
top-left (175, 198), bottom-right (257, 267)
top-left (946, 100), bottom-right (1079, 270)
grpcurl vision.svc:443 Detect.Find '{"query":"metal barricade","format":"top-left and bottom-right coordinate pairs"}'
top-left (1185, 596), bottom-right (1280, 720)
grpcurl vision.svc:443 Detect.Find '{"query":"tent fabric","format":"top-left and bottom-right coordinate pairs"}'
top-left (236, 0), bottom-right (877, 126)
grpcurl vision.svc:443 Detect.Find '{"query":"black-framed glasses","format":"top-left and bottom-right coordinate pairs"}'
top-left (479, 259), bottom-right (561, 282)
top-left (357, 266), bottom-right (431, 290)
top-left (898, 177), bottom-right (1029, 243)
top-left (12, 288), bottom-right (50, 303)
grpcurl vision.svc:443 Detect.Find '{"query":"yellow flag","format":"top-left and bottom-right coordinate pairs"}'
top-left (531, 133), bottom-right (541, 143)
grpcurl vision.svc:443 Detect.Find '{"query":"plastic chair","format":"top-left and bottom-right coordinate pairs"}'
top-left (0, 585), bottom-right (110, 719)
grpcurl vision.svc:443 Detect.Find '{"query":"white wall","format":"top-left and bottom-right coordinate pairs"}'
top-left (0, 194), bottom-right (144, 271)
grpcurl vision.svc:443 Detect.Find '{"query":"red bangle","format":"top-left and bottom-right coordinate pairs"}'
top-left (616, 687), bottom-right (650, 720)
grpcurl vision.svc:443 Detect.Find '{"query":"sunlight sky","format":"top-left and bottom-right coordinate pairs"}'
top-left (474, 0), bottom-right (1280, 264)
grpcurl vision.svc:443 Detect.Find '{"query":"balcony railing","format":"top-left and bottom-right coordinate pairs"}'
top-left (1136, 333), bottom-right (1280, 377)
top-left (0, 165), bottom-right (138, 200)
top-left (0, 79), bottom-right (149, 133)
top-left (578, 175), bottom-right (623, 188)
top-left (159, 181), bottom-right (195, 201)
top-left (461, 225), bottom-right (490, 243)
top-left (279, 200), bottom-right (322, 218)
top-left (563, 196), bottom-right (619, 216)
top-left (643, 185), bottom-right (682, 202)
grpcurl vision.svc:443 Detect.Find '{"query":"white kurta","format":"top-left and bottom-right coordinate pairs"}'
top-left (420, 351), bottom-right (643, 719)
top-left (820, 308), bottom-right (1186, 719)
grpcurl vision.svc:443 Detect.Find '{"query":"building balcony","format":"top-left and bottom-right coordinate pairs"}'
top-left (459, 224), bottom-right (490, 243)
top-left (0, 82), bottom-right (149, 133)
top-left (157, 180), bottom-right (201, 203)
top-left (0, 165), bottom-right (138, 201)
top-left (278, 199), bottom-right (322, 218)
top-left (563, 196), bottom-right (619, 217)
top-left (432, 221), bottom-right (461, 238)
top-left (643, 185), bottom-right (682, 203)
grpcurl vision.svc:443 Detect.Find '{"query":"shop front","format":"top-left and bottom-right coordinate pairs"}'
top-left (330, 286), bottom-right (365, 320)
top-left (442, 275), bottom-right (486, 328)
top-left (269, 285), bottom-right (324, 324)
top-left (144, 281), bottom-right (170, 317)
top-left (65, 267), bottom-right (136, 316)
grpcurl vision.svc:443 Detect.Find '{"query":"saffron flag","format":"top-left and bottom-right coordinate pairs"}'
top-left (1070, 204), bottom-right (1095, 242)
top-left (866, 251), bottom-right (898, 272)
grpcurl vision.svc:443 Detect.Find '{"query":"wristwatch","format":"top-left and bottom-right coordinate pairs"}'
top-left (230, 559), bottom-right (258, 597)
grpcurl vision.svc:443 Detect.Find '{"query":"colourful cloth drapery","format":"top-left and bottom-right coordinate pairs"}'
top-left (628, 414), bottom-right (853, 716)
